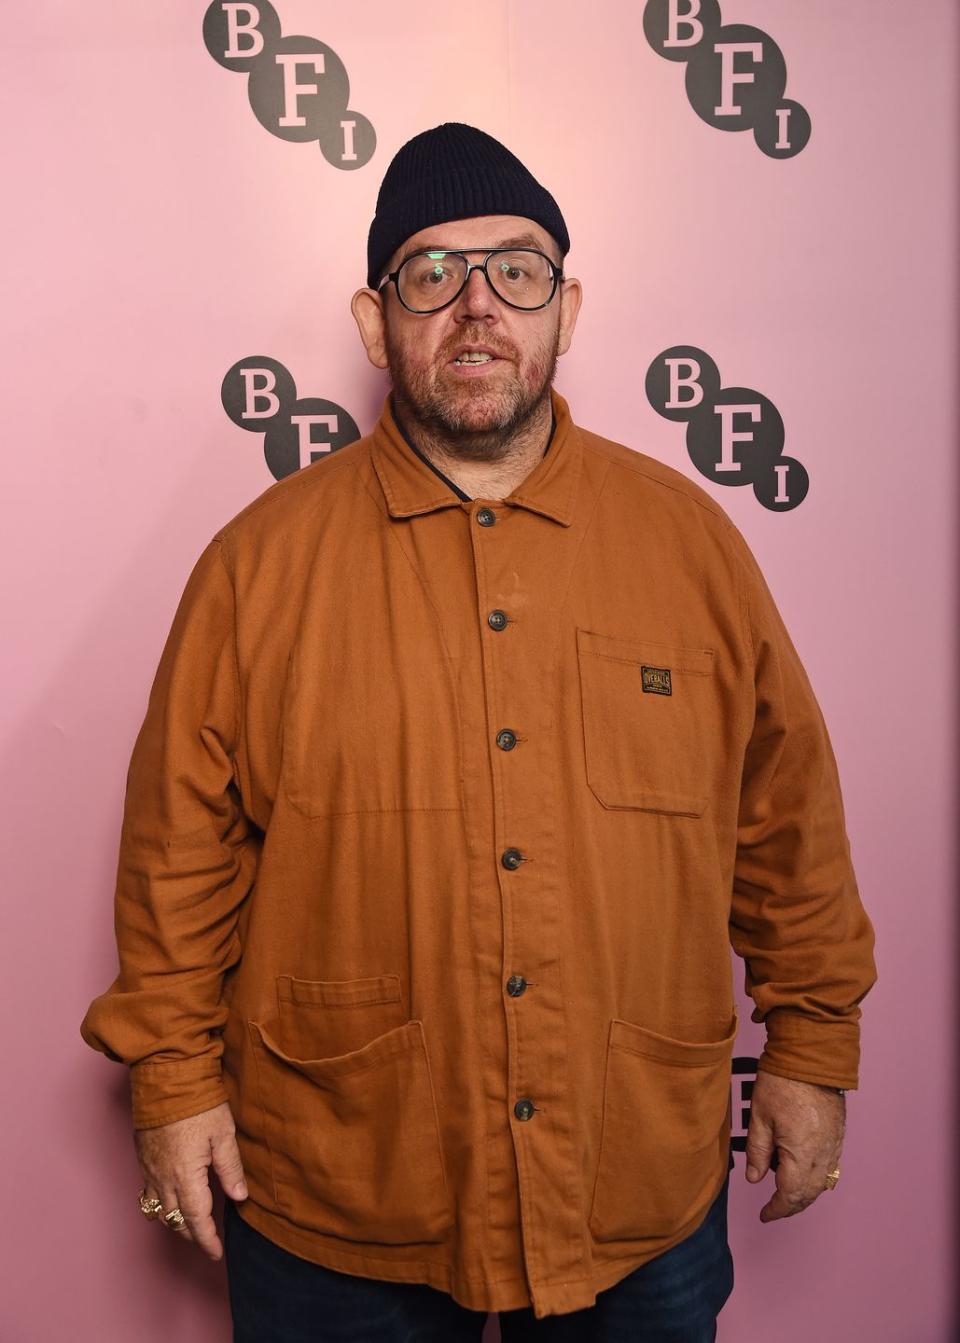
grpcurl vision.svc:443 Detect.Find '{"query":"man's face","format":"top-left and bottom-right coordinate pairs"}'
top-left (352, 214), bottom-right (582, 459)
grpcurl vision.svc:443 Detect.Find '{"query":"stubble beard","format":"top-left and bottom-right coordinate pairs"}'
top-left (385, 323), bottom-right (560, 461)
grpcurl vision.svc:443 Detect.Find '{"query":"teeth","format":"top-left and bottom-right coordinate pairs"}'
top-left (454, 352), bottom-right (494, 364)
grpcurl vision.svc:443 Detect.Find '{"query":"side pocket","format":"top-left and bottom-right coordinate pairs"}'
top-left (588, 1010), bottom-right (738, 1242)
top-left (247, 1015), bottom-right (455, 1245)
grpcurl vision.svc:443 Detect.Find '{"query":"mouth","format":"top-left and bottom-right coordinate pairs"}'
top-left (447, 346), bottom-right (507, 377)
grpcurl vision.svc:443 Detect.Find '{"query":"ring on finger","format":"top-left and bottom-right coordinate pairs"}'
top-left (162, 1206), bottom-right (187, 1229)
top-left (138, 1188), bottom-right (163, 1220)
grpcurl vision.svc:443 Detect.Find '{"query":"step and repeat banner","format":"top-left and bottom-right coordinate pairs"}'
top-left (1, 3), bottom-right (955, 1340)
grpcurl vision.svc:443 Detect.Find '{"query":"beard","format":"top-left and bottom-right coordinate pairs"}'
top-left (384, 321), bottom-right (560, 461)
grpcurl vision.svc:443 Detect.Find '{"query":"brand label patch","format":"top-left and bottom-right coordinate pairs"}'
top-left (641, 665), bottom-right (672, 695)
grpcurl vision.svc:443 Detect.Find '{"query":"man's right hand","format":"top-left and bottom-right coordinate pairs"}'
top-left (134, 1101), bottom-right (248, 1261)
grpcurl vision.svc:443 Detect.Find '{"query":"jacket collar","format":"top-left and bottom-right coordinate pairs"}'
top-left (369, 386), bottom-right (582, 527)
top-left (393, 404), bottom-right (475, 502)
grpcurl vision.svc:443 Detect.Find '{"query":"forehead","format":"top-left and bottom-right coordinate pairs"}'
top-left (392, 215), bottom-right (555, 265)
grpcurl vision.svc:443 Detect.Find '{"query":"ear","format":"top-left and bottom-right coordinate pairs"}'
top-left (556, 275), bottom-right (583, 358)
top-left (350, 286), bottom-right (389, 370)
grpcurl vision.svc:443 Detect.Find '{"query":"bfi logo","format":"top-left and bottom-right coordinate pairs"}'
top-left (203, 1), bottom-right (376, 170)
top-left (643, 0), bottom-right (811, 158)
top-left (731, 1058), bottom-right (765, 1159)
top-left (221, 356), bottom-right (360, 481)
top-left (645, 346), bottom-right (809, 511)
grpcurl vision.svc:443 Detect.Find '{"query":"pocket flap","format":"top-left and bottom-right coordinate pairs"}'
top-left (278, 973), bottom-right (402, 1009)
top-left (608, 1009), bottom-right (739, 1067)
top-left (577, 629), bottom-right (715, 677)
top-left (249, 1016), bottom-right (424, 1084)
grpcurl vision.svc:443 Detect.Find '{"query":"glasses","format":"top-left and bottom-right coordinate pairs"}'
top-left (379, 247), bottom-right (564, 314)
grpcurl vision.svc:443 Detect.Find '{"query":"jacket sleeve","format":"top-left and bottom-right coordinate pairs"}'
top-left (724, 523), bottom-right (878, 1091)
top-left (80, 536), bottom-right (260, 1129)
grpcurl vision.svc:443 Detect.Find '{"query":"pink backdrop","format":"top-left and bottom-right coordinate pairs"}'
top-left (1, 3), bottom-right (955, 1339)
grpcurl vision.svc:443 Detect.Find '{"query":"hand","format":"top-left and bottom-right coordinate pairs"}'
top-left (744, 1071), bottom-right (845, 1223)
top-left (134, 1100), bottom-right (248, 1260)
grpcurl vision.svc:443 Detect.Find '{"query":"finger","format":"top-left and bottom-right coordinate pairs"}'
top-left (173, 1175), bottom-right (223, 1261)
top-left (759, 1151), bottom-right (817, 1222)
top-left (210, 1129), bottom-right (248, 1202)
top-left (760, 1186), bottom-right (814, 1221)
top-left (157, 1180), bottom-right (194, 1242)
top-left (744, 1110), bottom-right (776, 1182)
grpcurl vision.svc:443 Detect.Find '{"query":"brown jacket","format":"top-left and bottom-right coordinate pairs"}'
top-left (80, 387), bottom-right (877, 1319)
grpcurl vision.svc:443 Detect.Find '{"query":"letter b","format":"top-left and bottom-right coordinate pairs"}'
top-left (203, 0), bottom-right (281, 73)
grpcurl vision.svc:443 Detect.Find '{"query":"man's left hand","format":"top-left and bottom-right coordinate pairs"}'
top-left (744, 1071), bottom-right (846, 1222)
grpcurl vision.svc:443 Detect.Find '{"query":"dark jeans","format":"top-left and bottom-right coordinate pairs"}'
top-left (223, 1171), bottom-right (733, 1342)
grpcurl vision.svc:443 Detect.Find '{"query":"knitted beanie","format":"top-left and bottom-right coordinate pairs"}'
top-left (366, 122), bottom-right (570, 289)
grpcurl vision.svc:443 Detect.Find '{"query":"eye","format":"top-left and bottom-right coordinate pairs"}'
top-left (405, 254), bottom-right (459, 290)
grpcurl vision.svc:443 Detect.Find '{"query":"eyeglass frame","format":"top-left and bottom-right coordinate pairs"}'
top-left (377, 246), bottom-right (565, 314)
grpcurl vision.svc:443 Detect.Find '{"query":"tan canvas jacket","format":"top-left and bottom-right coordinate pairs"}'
top-left (80, 387), bottom-right (877, 1319)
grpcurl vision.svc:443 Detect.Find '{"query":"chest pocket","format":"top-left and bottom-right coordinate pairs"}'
top-left (576, 628), bottom-right (716, 817)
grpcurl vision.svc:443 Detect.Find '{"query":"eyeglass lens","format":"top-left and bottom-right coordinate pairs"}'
top-left (398, 250), bottom-right (555, 312)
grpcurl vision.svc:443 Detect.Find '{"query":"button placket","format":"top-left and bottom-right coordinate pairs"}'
top-left (472, 494), bottom-right (554, 1258)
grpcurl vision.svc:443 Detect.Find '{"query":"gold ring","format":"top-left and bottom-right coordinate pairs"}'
top-left (824, 1167), bottom-right (840, 1191)
top-left (162, 1207), bottom-right (187, 1229)
top-left (138, 1188), bottom-right (163, 1220)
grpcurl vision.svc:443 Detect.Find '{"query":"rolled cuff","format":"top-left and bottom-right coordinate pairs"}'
top-left (756, 1010), bottom-right (862, 1091)
top-left (129, 1055), bottom-right (229, 1130)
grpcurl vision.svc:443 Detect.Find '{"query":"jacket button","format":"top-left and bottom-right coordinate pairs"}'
top-left (496, 729), bottom-right (517, 751)
top-left (487, 609), bottom-right (508, 630)
top-left (501, 848), bottom-right (524, 870)
top-left (506, 975), bottom-right (527, 996)
top-left (477, 507), bottom-right (497, 526)
top-left (514, 1099), bottom-right (535, 1121)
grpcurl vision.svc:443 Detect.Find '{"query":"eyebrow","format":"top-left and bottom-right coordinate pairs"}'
top-left (394, 233), bottom-right (554, 268)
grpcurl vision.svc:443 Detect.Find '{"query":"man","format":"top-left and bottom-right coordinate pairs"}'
top-left (81, 123), bottom-right (877, 1341)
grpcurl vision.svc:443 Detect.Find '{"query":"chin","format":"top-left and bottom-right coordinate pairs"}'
top-left (450, 402), bottom-right (513, 434)
top-left (440, 381), bottom-right (504, 411)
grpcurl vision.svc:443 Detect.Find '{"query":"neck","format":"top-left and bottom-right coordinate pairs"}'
top-left (391, 394), bottom-right (554, 501)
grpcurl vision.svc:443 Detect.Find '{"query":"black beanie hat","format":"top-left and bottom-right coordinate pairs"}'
top-left (366, 122), bottom-right (570, 290)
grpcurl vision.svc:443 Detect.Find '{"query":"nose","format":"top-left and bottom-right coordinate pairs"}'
top-left (452, 263), bottom-right (500, 324)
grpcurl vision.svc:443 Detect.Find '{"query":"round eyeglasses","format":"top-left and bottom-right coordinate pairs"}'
top-left (379, 247), bottom-right (564, 314)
